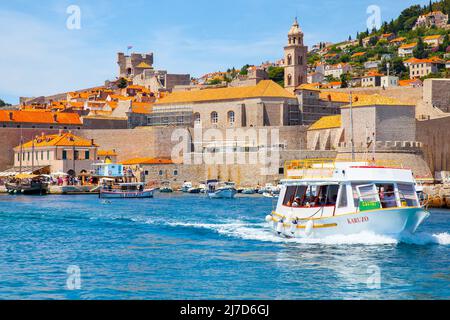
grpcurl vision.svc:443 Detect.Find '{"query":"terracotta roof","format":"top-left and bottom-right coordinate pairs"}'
top-left (399, 43), bottom-right (417, 49)
top-left (0, 110), bottom-right (82, 125)
top-left (308, 115), bottom-right (341, 131)
top-left (18, 132), bottom-right (97, 149)
top-left (121, 157), bottom-right (174, 165)
top-left (363, 71), bottom-right (384, 77)
top-left (399, 79), bottom-right (423, 86)
top-left (351, 52), bottom-right (365, 58)
top-left (342, 95), bottom-right (415, 108)
top-left (155, 80), bottom-right (295, 105)
top-left (319, 91), bottom-right (377, 103)
top-left (424, 35), bottom-right (443, 41)
top-left (296, 83), bottom-right (321, 91)
top-left (390, 37), bottom-right (406, 43)
top-left (98, 150), bottom-right (118, 157)
top-left (131, 102), bottom-right (153, 114)
top-left (136, 62), bottom-right (152, 69)
top-left (409, 57), bottom-right (444, 64)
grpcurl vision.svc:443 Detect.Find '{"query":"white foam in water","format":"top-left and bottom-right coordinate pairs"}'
top-left (162, 220), bottom-right (450, 246)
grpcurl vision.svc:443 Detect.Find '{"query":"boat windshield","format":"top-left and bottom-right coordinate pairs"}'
top-left (283, 184), bottom-right (339, 208)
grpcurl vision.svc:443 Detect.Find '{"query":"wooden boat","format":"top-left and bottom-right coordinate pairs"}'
top-left (99, 183), bottom-right (155, 199)
top-left (6, 175), bottom-right (49, 195)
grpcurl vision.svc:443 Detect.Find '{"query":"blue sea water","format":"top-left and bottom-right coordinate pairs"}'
top-left (0, 193), bottom-right (448, 300)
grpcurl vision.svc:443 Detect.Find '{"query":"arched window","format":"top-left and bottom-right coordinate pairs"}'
top-left (228, 111), bottom-right (235, 125)
top-left (194, 113), bottom-right (201, 126)
top-left (211, 112), bottom-right (218, 124)
top-left (298, 56), bottom-right (303, 65)
top-left (287, 54), bottom-right (292, 66)
top-left (287, 74), bottom-right (292, 86)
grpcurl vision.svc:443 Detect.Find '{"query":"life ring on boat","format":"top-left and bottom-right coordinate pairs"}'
top-left (290, 219), bottom-right (298, 234)
top-left (265, 215), bottom-right (273, 223)
top-left (305, 220), bottom-right (314, 237)
top-left (108, 170), bottom-right (112, 176)
top-left (276, 219), bottom-right (284, 234)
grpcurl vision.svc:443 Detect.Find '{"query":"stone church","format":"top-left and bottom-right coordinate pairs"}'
top-left (284, 18), bottom-right (308, 92)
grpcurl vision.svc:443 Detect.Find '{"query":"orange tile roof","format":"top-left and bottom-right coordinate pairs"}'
top-left (424, 35), bottom-right (443, 41)
top-left (319, 91), bottom-right (376, 103)
top-left (0, 110), bottom-right (82, 125)
top-left (131, 102), bottom-right (153, 114)
top-left (399, 79), bottom-right (422, 86)
top-left (308, 115), bottom-right (341, 131)
top-left (409, 58), bottom-right (444, 64)
top-left (399, 43), bottom-right (417, 49)
top-left (363, 71), bottom-right (384, 77)
top-left (18, 132), bottom-right (97, 149)
top-left (351, 52), bottom-right (365, 58)
top-left (98, 150), bottom-right (118, 157)
top-left (121, 157), bottom-right (174, 165)
top-left (342, 95), bottom-right (415, 108)
top-left (155, 80), bottom-right (295, 105)
top-left (390, 37), bottom-right (406, 43)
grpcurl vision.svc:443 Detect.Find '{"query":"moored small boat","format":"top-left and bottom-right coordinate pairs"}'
top-left (207, 181), bottom-right (237, 199)
top-left (242, 188), bottom-right (256, 195)
top-left (180, 182), bottom-right (192, 193)
top-left (6, 174), bottom-right (49, 195)
top-left (99, 182), bottom-right (155, 199)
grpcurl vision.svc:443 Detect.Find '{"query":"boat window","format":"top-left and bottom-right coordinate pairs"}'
top-left (352, 183), bottom-right (398, 209)
top-left (283, 186), bottom-right (298, 206)
top-left (322, 185), bottom-right (339, 206)
top-left (397, 183), bottom-right (419, 207)
top-left (338, 184), bottom-right (348, 208)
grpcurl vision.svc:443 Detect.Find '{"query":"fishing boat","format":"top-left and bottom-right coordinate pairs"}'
top-left (159, 181), bottom-right (173, 193)
top-left (180, 182), bottom-right (192, 193)
top-left (99, 182), bottom-right (155, 199)
top-left (242, 188), bottom-right (256, 195)
top-left (266, 160), bottom-right (430, 238)
top-left (207, 181), bottom-right (237, 199)
top-left (6, 174), bottom-right (49, 195)
top-left (188, 187), bottom-right (202, 194)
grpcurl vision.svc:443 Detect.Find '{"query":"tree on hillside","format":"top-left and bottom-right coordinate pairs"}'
top-left (117, 77), bottom-right (128, 89)
top-left (413, 37), bottom-right (428, 58)
top-left (239, 64), bottom-right (250, 76)
top-left (0, 99), bottom-right (11, 107)
top-left (340, 73), bottom-right (350, 88)
top-left (267, 66), bottom-right (284, 87)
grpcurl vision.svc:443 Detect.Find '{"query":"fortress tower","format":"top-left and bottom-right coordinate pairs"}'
top-left (117, 52), bottom-right (154, 78)
top-left (284, 18), bottom-right (308, 93)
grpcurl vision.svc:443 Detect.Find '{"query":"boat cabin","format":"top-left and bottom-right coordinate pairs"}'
top-left (277, 161), bottom-right (420, 219)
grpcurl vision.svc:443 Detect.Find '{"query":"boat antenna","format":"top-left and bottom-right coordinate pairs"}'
top-left (19, 127), bottom-right (23, 175)
top-left (349, 91), bottom-right (355, 161)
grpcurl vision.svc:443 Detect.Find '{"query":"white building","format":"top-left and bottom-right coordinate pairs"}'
top-left (381, 76), bottom-right (399, 88)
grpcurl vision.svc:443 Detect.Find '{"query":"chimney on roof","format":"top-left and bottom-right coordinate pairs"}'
top-left (8, 112), bottom-right (13, 120)
top-left (53, 114), bottom-right (58, 123)
top-left (91, 139), bottom-right (95, 146)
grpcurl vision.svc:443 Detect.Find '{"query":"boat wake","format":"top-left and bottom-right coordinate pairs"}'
top-left (163, 220), bottom-right (450, 246)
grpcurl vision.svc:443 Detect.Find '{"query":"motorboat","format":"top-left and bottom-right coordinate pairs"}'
top-left (180, 182), bottom-right (193, 193)
top-left (207, 181), bottom-right (237, 199)
top-left (6, 174), bottom-right (49, 195)
top-left (266, 160), bottom-right (430, 238)
top-left (99, 182), bottom-right (155, 199)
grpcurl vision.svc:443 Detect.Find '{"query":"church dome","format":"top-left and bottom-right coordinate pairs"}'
top-left (288, 18), bottom-right (303, 36)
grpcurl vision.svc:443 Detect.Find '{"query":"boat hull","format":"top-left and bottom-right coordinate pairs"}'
top-left (99, 189), bottom-right (155, 199)
top-left (269, 207), bottom-right (430, 238)
top-left (6, 183), bottom-right (49, 195)
top-left (208, 188), bottom-right (237, 199)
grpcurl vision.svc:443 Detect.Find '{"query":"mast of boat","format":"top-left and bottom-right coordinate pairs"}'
top-left (349, 91), bottom-right (355, 162)
top-left (19, 127), bottom-right (23, 174)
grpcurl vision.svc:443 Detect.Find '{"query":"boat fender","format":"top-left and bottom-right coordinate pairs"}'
top-left (305, 220), bottom-right (314, 237)
top-left (265, 215), bottom-right (273, 223)
top-left (276, 219), bottom-right (284, 234)
top-left (290, 219), bottom-right (298, 234)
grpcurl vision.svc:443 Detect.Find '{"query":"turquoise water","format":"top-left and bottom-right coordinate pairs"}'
top-left (0, 193), bottom-right (449, 300)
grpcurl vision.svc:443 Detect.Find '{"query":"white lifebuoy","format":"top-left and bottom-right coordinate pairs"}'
top-left (290, 220), bottom-right (298, 235)
top-left (305, 220), bottom-right (314, 237)
top-left (276, 220), bottom-right (284, 234)
top-left (265, 215), bottom-right (273, 223)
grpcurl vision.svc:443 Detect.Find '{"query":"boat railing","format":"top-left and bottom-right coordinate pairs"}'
top-left (284, 158), bottom-right (404, 179)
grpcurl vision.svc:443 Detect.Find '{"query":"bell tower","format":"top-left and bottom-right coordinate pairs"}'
top-left (284, 18), bottom-right (308, 92)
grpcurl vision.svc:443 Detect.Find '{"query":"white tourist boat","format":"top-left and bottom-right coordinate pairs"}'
top-left (100, 182), bottom-right (155, 199)
top-left (266, 160), bottom-right (430, 238)
top-left (181, 182), bottom-right (193, 193)
top-left (207, 181), bottom-right (237, 199)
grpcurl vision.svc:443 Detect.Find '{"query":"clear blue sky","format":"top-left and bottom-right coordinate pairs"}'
top-left (0, 0), bottom-right (429, 104)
